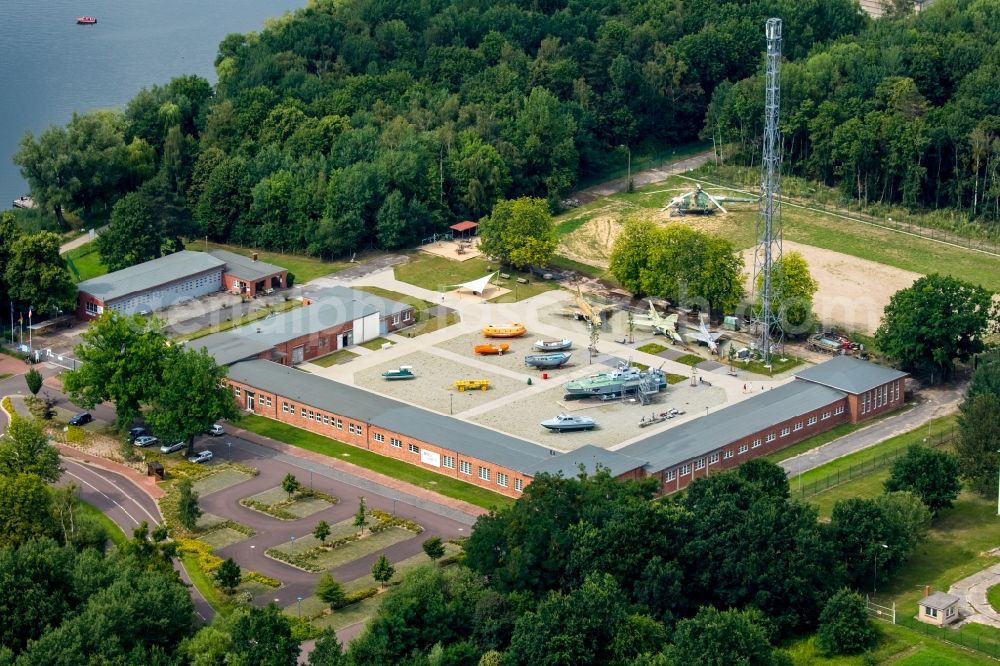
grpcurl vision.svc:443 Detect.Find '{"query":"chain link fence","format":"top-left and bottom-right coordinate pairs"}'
top-left (790, 427), bottom-right (956, 501)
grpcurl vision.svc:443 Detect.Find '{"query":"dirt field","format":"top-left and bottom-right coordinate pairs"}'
top-left (740, 241), bottom-right (920, 335)
top-left (557, 205), bottom-right (920, 335)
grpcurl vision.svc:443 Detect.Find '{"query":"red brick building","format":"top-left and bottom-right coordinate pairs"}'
top-left (223, 356), bottom-right (908, 498)
top-left (208, 249), bottom-right (287, 297)
top-left (195, 287), bottom-right (415, 366)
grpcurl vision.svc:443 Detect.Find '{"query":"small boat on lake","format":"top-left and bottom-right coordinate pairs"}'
top-left (483, 323), bottom-right (526, 338)
top-left (524, 352), bottom-right (571, 369)
top-left (77, 16), bottom-right (97, 24)
top-left (541, 413), bottom-right (597, 432)
top-left (533, 338), bottom-right (572, 351)
top-left (382, 366), bottom-right (416, 380)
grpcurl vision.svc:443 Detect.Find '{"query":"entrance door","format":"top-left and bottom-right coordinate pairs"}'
top-left (292, 345), bottom-right (304, 364)
top-left (341, 331), bottom-right (353, 348)
top-left (246, 391), bottom-right (255, 411)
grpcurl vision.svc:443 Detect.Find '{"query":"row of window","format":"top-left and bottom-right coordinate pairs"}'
top-left (235, 383), bottom-right (525, 493)
top-left (861, 381), bottom-right (899, 415)
top-left (663, 404), bottom-right (848, 483)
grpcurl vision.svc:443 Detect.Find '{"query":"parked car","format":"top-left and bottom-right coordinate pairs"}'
top-left (160, 441), bottom-right (185, 454)
top-left (188, 450), bottom-right (213, 464)
top-left (127, 426), bottom-right (147, 442)
top-left (206, 424), bottom-right (225, 437)
top-left (68, 412), bottom-right (93, 426)
top-left (133, 435), bottom-right (159, 448)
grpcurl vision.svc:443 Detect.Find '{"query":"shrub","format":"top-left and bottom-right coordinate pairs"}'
top-left (817, 589), bottom-right (878, 656)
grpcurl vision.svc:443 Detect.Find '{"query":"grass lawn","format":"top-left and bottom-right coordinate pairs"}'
top-left (313, 595), bottom-right (383, 631)
top-left (548, 254), bottom-right (610, 280)
top-left (184, 240), bottom-right (349, 283)
top-left (62, 241), bottom-right (107, 281)
top-left (665, 373), bottom-right (687, 385)
top-left (637, 343), bottom-right (668, 355)
top-left (988, 584), bottom-right (1000, 615)
top-left (783, 623), bottom-right (1000, 665)
top-left (737, 355), bottom-right (805, 376)
top-left (77, 500), bottom-right (127, 548)
top-left (191, 469), bottom-right (255, 497)
top-left (180, 552), bottom-right (235, 616)
top-left (765, 422), bottom-right (865, 464)
top-left (353, 286), bottom-right (432, 312)
top-left (789, 414), bottom-right (958, 496)
top-left (359, 337), bottom-right (393, 351)
top-left (406, 311), bottom-right (460, 336)
top-left (310, 349), bottom-right (360, 367)
top-left (395, 254), bottom-right (499, 292)
top-left (554, 169), bottom-right (1000, 291)
top-left (173, 299), bottom-right (301, 343)
top-left (273, 527), bottom-right (416, 571)
top-left (673, 353), bottom-right (704, 366)
top-left (394, 253), bottom-right (556, 302)
top-left (199, 526), bottom-right (253, 550)
top-left (237, 414), bottom-right (513, 510)
top-left (240, 486), bottom-right (336, 520)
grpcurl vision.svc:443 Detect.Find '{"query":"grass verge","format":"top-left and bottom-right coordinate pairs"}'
top-left (406, 311), bottom-right (460, 337)
top-left (236, 414), bottom-right (513, 510)
top-left (359, 337), bottom-right (393, 351)
top-left (62, 241), bottom-right (107, 281)
top-left (77, 500), bottom-right (128, 548)
top-left (673, 354), bottom-right (704, 366)
top-left (789, 414), bottom-right (957, 497)
top-left (310, 350), bottom-right (360, 367)
top-left (637, 343), bottom-right (668, 355)
top-left (184, 240), bottom-right (349, 283)
top-left (180, 552), bottom-right (235, 616)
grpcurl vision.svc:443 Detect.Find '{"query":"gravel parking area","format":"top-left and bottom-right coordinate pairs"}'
top-left (353, 350), bottom-right (530, 413)
top-left (469, 379), bottom-right (727, 451)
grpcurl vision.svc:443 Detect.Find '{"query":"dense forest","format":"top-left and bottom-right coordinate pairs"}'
top-left (13, 0), bottom-right (863, 261)
top-left (337, 462), bottom-right (936, 665)
top-left (708, 0), bottom-right (1000, 223)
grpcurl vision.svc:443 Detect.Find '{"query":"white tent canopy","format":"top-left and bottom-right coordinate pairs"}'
top-left (447, 271), bottom-right (498, 295)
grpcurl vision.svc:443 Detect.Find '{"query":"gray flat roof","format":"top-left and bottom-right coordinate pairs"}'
top-left (227, 360), bottom-right (551, 474)
top-left (207, 249), bottom-right (285, 281)
top-left (531, 444), bottom-right (646, 478)
top-left (620, 381), bottom-right (847, 473)
top-left (189, 332), bottom-right (274, 366)
top-left (921, 592), bottom-right (959, 610)
top-left (77, 251), bottom-right (225, 303)
top-left (306, 286), bottom-right (412, 316)
top-left (795, 356), bottom-right (908, 394)
top-left (227, 299), bottom-right (377, 347)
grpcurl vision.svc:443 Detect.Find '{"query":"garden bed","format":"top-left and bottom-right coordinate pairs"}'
top-left (239, 486), bottom-right (338, 520)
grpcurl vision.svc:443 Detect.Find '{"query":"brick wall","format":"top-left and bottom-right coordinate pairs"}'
top-left (224, 378), bottom-right (529, 498)
top-left (76, 292), bottom-right (106, 320)
top-left (655, 395), bottom-right (850, 495)
top-left (848, 379), bottom-right (905, 424)
top-left (269, 323), bottom-right (354, 365)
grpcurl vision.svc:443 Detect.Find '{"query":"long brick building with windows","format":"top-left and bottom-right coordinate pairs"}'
top-left (223, 355), bottom-right (908, 498)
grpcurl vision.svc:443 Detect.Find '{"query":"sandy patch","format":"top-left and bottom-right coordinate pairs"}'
top-left (741, 241), bottom-right (920, 335)
top-left (418, 237), bottom-right (482, 262)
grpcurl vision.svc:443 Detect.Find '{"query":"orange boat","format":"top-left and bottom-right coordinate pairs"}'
top-left (475, 343), bottom-right (509, 355)
top-left (482, 323), bottom-right (526, 338)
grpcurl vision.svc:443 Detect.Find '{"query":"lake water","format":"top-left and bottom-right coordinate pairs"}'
top-left (0, 0), bottom-right (304, 209)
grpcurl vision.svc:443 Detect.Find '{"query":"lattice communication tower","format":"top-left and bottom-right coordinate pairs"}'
top-left (751, 17), bottom-right (784, 366)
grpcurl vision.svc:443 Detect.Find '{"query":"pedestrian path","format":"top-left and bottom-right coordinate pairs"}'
top-left (949, 562), bottom-right (1000, 628)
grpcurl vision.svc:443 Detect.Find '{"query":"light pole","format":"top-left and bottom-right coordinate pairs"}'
top-left (297, 596), bottom-right (302, 617)
top-left (873, 543), bottom-right (888, 595)
top-left (620, 145), bottom-right (632, 193)
top-left (995, 449), bottom-right (1000, 516)
top-left (310, 468), bottom-right (314, 491)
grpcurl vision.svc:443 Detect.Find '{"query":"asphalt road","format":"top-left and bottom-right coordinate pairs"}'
top-left (196, 434), bottom-right (470, 606)
top-left (780, 383), bottom-right (965, 477)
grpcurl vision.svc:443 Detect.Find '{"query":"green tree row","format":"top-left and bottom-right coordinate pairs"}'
top-left (14, 0), bottom-right (863, 265)
top-left (707, 0), bottom-right (1000, 223)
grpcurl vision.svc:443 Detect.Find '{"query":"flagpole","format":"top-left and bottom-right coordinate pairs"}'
top-left (8, 303), bottom-right (12, 345)
top-left (28, 309), bottom-right (32, 351)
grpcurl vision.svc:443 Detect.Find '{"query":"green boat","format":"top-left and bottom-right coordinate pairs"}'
top-left (382, 365), bottom-right (416, 380)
